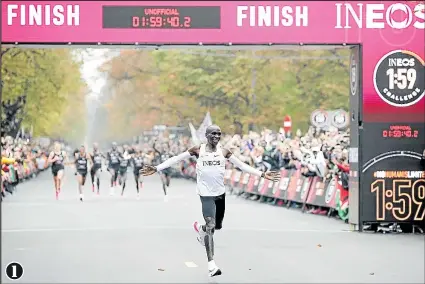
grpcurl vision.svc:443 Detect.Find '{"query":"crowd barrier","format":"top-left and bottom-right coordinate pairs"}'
top-left (224, 168), bottom-right (349, 217)
top-left (1, 159), bottom-right (44, 199)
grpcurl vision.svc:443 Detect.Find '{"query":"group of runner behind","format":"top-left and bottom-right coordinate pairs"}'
top-left (48, 141), bottom-right (174, 202)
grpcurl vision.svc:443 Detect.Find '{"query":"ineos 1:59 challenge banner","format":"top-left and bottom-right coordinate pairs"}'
top-left (361, 47), bottom-right (425, 223)
top-left (2, 1), bottom-right (425, 225)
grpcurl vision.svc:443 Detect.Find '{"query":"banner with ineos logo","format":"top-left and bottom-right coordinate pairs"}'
top-left (373, 50), bottom-right (425, 108)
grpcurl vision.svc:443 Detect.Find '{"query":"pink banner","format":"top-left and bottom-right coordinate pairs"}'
top-left (2, 1), bottom-right (424, 122)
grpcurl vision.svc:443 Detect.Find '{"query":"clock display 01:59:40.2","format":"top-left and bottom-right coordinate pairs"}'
top-left (102, 6), bottom-right (221, 29)
top-left (132, 15), bottom-right (191, 28)
top-left (382, 130), bottom-right (419, 138)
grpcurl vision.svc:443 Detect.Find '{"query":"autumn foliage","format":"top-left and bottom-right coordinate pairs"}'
top-left (1, 47), bottom-right (87, 143)
top-left (99, 48), bottom-right (350, 137)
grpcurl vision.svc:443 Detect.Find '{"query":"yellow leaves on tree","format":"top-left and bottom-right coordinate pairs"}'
top-left (99, 49), bottom-right (200, 139)
top-left (1, 47), bottom-right (86, 140)
top-left (99, 48), bottom-right (350, 137)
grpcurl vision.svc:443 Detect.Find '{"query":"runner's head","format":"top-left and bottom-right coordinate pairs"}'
top-left (112, 142), bottom-right (117, 151)
top-left (206, 125), bottom-right (222, 146)
top-left (54, 142), bottom-right (61, 153)
top-left (79, 145), bottom-right (86, 155)
top-left (93, 142), bottom-right (99, 151)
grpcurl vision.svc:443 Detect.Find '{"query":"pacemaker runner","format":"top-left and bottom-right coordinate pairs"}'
top-left (132, 147), bottom-right (145, 199)
top-left (107, 142), bottom-right (120, 195)
top-left (141, 125), bottom-right (280, 277)
top-left (118, 147), bottom-right (131, 196)
top-left (74, 145), bottom-right (93, 201)
top-left (89, 143), bottom-right (104, 194)
top-left (47, 142), bottom-right (70, 200)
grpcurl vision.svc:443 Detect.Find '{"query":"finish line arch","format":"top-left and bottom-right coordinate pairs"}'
top-left (2, 1), bottom-right (424, 230)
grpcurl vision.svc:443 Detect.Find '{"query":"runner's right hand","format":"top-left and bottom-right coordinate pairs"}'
top-left (140, 165), bottom-right (157, 176)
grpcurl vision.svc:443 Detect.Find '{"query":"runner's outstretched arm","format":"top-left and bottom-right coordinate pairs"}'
top-left (224, 149), bottom-right (280, 181)
top-left (227, 153), bottom-right (263, 177)
top-left (155, 151), bottom-right (192, 172)
top-left (140, 146), bottom-right (199, 176)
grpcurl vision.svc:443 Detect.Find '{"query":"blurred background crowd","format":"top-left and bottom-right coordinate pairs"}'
top-left (1, 136), bottom-right (48, 200)
top-left (139, 124), bottom-right (350, 186)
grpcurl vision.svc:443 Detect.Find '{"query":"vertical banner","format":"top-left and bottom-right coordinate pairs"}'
top-left (246, 175), bottom-right (257, 193)
top-left (273, 169), bottom-right (291, 200)
top-left (361, 49), bottom-right (425, 224)
top-left (238, 173), bottom-right (250, 192)
top-left (306, 176), bottom-right (327, 206)
top-left (349, 46), bottom-right (361, 225)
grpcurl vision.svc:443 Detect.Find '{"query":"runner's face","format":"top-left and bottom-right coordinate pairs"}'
top-left (54, 143), bottom-right (61, 152)
top-left (207, 127), bottom-right (222, 146)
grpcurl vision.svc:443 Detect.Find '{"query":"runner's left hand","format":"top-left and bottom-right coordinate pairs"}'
top-left (264, 171), bottom-right (281, 182)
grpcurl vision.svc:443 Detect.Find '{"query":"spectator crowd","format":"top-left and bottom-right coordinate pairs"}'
top-left (147, 125), bottom-right (350, 189)
top-left (1, 135), bottom-right (51, 201)
top-left (140, 125), bottom-right (350, 220)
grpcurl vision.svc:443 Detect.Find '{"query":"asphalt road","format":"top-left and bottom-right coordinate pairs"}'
top-left (2, 169), bottom-right (424, 283)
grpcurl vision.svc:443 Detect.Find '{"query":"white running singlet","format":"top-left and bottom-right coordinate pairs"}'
top-left (196, 144), bottom-right (226, 197)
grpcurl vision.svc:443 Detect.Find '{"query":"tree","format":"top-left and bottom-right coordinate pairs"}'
top-left (1, 47), bottom-right (87, 140)
top-left (98, 48), bottom-right (350, 138)
top-left (153, 48), bottom-right (349, 133)
top-left (97, 49), bottom-right (201, 140)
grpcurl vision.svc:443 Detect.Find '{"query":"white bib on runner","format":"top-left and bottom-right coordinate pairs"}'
top-left (196, 143), bottom-right (226, 197)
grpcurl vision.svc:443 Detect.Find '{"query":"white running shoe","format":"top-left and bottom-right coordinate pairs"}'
top-left (164, 195), bottom-right (169, 202)
top-left (109, 187), bottom-right (114, 196)
top-left (136, 193), bottom-right (140, 200)
top-left (79, 194), bottom-right (84, 202)
top-left (208, 266), bottom-right (222, 277)
top-left (193, 221), bottom-right (206, 246)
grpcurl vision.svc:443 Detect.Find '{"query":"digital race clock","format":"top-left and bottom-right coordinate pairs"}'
top-left (103, 6), bottom-right (221, 29)
top-left (381, 124), bottom-right (420, 139)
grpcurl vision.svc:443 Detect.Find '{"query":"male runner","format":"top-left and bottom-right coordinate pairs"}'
top-left (89, 143), bottom-right (104, 194)
top-left (74, 145), bottom-right (92, 201)
top-left (132, 147), bottom-right (145, 199)
top-left (107, 142), bottom-right (121, 195)
top-left (141, 125), bottom-right (280, 277)
top-left (118, 146), bottom-right (131, 196)
top-left (153, 141), bottom-right (174, 201)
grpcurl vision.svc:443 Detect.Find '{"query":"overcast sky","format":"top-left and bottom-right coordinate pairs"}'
top-left (80, 48), bottom-right (111, 99)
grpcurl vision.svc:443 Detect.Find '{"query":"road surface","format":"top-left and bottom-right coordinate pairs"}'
top-left (2, 169), bottom-right (424, 283)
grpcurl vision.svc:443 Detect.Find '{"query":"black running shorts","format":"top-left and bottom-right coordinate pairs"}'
top-left (118, 167), bottom-right (127, 175)
top-left (108, 164), bottom-right (120, 172)
top-left (199, 193), bottom-right (226, 230)
top-left (51, 165), bottom-right (64, 177)
top-left (76, 170), bottom-right (87, 177)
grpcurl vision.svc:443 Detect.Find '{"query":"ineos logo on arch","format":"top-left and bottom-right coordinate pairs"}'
top-left (335, 3), bottom-right (425, 29)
